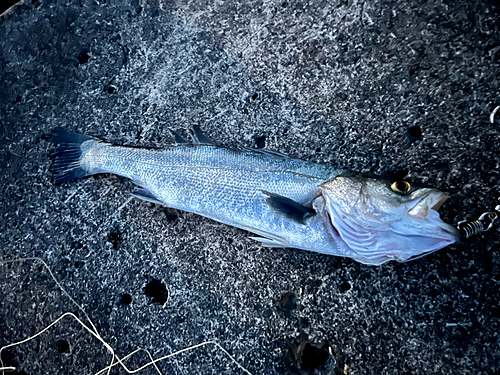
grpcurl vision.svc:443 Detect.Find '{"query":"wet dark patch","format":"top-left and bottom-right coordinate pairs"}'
top-left (55, 339), bottom-right (69, 353)
top-left (295, 342), bottom-right (329, 370)
top-left (144, 279), bottom-right (168, 305)
top-left (298, 317), bottom-right (309, 328)
top-left (120, 293), bottom-right (132, 305)
top-left (74, 260), bottom-right (84, 268)
top-left (71, 241), bottom-right (83, 250)
top-left (262, 309), bottom-right (273, 318)
top-left (306, 278), bottom-right (323, 291)
top-left (276, 291), bottom-right (296, 312)
top-left (107, 229), bottom-right (122, 250)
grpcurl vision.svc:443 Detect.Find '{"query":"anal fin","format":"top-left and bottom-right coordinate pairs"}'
top-left (249, 236), bottom-right (288, 248)
top-left (131, 187), bottom-right (165, 206)
top-left (242, 225), bottom-right (289, 248)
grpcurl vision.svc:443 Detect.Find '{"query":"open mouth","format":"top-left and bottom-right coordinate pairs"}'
top-left (408, 190), bottom-right (450, 217)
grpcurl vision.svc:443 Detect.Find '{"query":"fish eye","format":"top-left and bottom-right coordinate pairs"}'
top-left (391, 181), bottom-right (411, 194)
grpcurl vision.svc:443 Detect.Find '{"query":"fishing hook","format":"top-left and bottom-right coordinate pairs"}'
top-left (457, 199), bottom-right (500, 239)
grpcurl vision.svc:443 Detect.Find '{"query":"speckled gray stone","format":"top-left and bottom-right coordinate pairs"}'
top-left (0, 0), bottom-right (499, 374)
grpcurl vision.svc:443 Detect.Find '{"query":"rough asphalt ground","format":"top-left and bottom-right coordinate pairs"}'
top-left (0, 0), bottom-right (499, 374)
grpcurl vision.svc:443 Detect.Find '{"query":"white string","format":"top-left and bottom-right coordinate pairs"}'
top-left (0, 257), bottom-right (252, 375)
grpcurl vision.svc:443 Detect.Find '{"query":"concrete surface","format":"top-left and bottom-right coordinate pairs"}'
top-left (0, 0), bottom-right (499, 374)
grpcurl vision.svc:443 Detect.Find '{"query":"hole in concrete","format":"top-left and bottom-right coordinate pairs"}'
top-left (107, 229), bottom-right (122, 250)
top-left (78, 51), bottom-right (89, 64)
top-left (408, 125), bottom-right (422, 139)
top-left (55, 339), bottom-right (69, 353)
top-left (340, 282), bottom-right (351, 292)
top-left (256, 135), bottom-right (266, 148)
top-left (120, 293), bottom-right (132, 305)
top-left (145, 279), bottom-right (168, 305)
top-left (163, 208), bottom-right (179, 222)
top-left (251, 93), bottom-right (259, 101)
top-left (107, 86), bottom-right (116, 94)
top-left (295, 342), bottom-right (329, 370)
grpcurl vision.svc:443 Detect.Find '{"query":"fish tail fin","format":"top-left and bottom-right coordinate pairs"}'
top-left (48, 128), bottom-right (100, 184)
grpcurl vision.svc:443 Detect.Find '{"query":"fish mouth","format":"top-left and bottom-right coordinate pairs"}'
top-left (408, 190), bottom-right (450, 218)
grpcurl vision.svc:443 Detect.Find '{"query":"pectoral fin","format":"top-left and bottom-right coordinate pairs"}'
top-left (261, 190), bottom-right (316, 224)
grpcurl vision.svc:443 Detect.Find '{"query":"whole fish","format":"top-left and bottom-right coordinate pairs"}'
top-left (48, 128), bottom-right (459, 265)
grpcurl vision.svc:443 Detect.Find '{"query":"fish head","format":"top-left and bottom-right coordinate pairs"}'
top-left (318, 174), bottom-right (460, 265)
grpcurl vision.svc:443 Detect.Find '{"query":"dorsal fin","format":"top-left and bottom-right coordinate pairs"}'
top-left (168, 129), bottom-right (189, 145)
top-left (168, 127), bottom-right (293, 162)
top-left (189, 125), bottom-right (216, 145)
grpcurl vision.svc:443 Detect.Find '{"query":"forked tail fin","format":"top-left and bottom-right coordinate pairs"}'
top-left (48, 128), bottom-right (99, 183)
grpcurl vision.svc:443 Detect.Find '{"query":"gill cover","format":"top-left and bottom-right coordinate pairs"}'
top-left (319, 176), bottom-right (460, 265)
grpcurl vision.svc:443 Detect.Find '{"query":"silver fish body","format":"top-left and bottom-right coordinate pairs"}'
top-left (49, 129), bottom-right (460, 265)
top-left (84, 141), bottom-right (344, 254)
